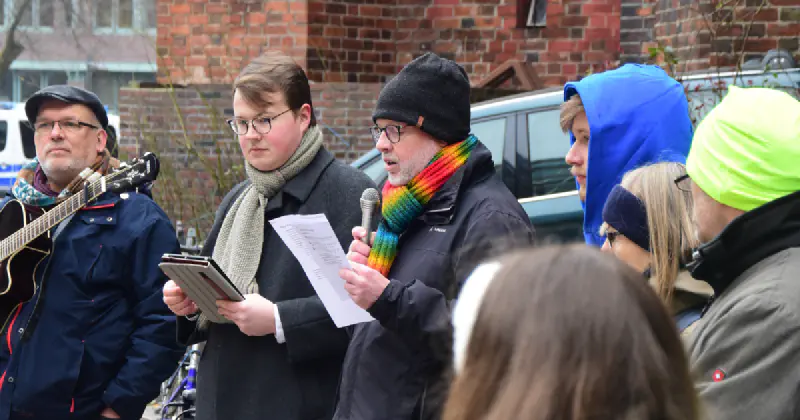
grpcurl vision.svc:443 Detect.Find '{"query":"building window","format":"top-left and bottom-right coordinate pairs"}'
top-left (91, 71), bottom-right (156, 111)
top-left (95, 0), bottom-right (156, 32)
top-left (517, 0), bottom-right (546, 28)
top-left (11, 0), bottom-right (55, 29)
top-left (13, 70), bottom-right (69, 102)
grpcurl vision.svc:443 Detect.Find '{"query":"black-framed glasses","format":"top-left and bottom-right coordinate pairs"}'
top-left (674, 173), bottom-right (692, 192)
top-left (606, 231), bottom-right (620, 247)
top-left (31, 119), bottom-right (99, 135)
top-left (370, 125), bottom-right (404, 144)
top-left (227, 109), bottom-right (293, 135)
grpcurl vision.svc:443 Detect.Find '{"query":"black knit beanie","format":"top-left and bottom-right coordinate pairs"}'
top-left (373, 53), bottom-right (471, 144)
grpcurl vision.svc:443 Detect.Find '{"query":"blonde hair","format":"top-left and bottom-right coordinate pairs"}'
top-left (602, 162), bottom-right (698, 306)
top-left (560, 94), bottom-right (584, 133)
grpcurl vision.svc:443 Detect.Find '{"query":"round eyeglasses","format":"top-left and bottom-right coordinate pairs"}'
top-left (227, 109), bottom-right (293, 135)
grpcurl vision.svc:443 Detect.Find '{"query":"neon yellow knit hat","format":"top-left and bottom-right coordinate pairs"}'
top-left (687, 86), bottom-right (800, 211)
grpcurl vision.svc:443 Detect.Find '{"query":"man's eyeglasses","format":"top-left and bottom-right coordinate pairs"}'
top-left (370, 125), bottom-right (404, 144)
top-left (227, 109), bottom-right (293, 135)
top-left (674, 174), bottom-right (692, 192)
top-left (31, 119), bottom-right (99, 135)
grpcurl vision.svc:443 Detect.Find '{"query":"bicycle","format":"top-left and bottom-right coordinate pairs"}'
top-left (158, 343), bottom-right (202, 420)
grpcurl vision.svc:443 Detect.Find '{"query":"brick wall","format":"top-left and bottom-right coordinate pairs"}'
top-left (158, 0), bottom-right (622, 88)
top-left (394, 0), bottom-right (621, 87)
top-left (307, 0), bottom-right (398, 83)
top-left (157, 0), bottom-right (309, 85)
top-left (619, 0), bottom-right (799, 68)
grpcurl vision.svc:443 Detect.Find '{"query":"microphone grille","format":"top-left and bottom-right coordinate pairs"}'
top-left (361, 187), bottom-right (380, 203)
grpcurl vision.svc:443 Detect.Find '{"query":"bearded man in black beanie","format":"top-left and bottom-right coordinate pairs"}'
top-left (334, 52), bottom-right (534, 420)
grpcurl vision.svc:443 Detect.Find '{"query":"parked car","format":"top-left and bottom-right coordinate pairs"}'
top-left (351, 49), bottom-right (800, 244)
top-left (0, 102), bottom-right (121, 196)
top-left (352, 86), bottom-right (584, 243)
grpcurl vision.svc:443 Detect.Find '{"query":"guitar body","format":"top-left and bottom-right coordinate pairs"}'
top-left (0, 200), bottom-right (51, 332)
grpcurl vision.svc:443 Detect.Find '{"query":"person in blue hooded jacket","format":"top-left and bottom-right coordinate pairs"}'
top-left (560, 64), bottom-right (693, 246)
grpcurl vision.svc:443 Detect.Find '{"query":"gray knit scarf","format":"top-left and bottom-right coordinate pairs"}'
top-left (198, 126), bottom-right (324, 329)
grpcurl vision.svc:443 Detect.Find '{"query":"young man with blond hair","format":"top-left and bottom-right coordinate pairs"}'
top-left (560, 64), bottom-right (693, 246)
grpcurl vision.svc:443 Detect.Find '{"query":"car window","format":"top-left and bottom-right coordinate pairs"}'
top-left (0, 121), bottom-right (7, 152)
top-left (20, 122), bottom-right (35, 159)
top-left (471, 118), bottom-right (505, 169)
top-left (527, 110), bottom-right (574, 196)
top-left (362, 155), bottom-right (386, 183)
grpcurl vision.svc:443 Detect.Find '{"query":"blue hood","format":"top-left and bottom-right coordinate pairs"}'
top-left (564, 64), bottom-right (692, 246)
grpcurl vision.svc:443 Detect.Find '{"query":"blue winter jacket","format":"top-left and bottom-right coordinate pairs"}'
top-left (564, 64), bottom-right (693, 246)
top-left (0, 191), bottom-right (183, 420)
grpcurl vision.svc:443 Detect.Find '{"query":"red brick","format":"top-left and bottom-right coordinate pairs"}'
top-left (767, 22), bottom-right (800, 36)
top-left (427, 6), bottom-right (455, 18)
top-left (188, 14), bottom-right (208, 25)
top-left (360, 5), bottom-right (382, 17)
top-left (437, 18), bottom-right (461, 29)
top-left (637, 6), bottom-right (653, 16)
top-left (549, 39), bottom-right (577, 52)
top-left (749, 8), bottom-right (779, 21)
top-left (171, 25), bottom-right (191, 36)
top-left (583, 3), bottom-right (614, 14)
top-left (588, 15), bottom-right (607, 28)
top-left (186, 57), bottom-right (208, 66)
top-left (170, 3), bottom-right (191, 14)
top-left (562, 15), bottom-right (589, 27)
top-left (246, 12), bottom-right (267, 25)
top-left (206, 3), bottom-right (228, 14)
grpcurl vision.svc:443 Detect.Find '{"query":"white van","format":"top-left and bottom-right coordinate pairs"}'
top-left (0, 102), bottom-right (121, 196)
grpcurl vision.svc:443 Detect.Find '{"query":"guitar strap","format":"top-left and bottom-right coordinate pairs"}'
top-left (52, 213), bottom-right (75, 242)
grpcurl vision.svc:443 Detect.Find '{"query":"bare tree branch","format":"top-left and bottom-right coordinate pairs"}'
top-left (0, 0), bottom-right (35, 81)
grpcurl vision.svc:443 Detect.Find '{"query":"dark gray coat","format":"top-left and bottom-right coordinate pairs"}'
top-left (686, 191), bottom-right (800, 420)
top-left (177, 147), bottom-right (376, 420)
top-left (333, 143), bottom-right (534, 420)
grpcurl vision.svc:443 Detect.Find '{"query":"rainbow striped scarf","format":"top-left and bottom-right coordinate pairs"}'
top-left (368, 135), bottom-right (478, 276)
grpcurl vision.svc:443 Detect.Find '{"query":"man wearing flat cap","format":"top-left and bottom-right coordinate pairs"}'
top-left (0, 85), bottom-right (183, 420)
top-left (334, 53), bottom-right (534, 419)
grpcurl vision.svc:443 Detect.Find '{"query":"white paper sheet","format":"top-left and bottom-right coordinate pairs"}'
top-left (269, 213), bottom-right (374, 328)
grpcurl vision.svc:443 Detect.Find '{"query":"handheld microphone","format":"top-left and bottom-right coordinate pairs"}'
top-left (360, 188), bottom-right (381, 244)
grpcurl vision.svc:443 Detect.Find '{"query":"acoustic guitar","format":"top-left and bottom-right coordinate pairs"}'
top-left (0, 152), bottom-right (160, 332)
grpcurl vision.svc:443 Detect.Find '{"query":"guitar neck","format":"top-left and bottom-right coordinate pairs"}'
top-left (0, 176), bottom-right (111, 261)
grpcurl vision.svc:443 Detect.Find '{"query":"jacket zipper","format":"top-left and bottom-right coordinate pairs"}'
top-left (19, 233), bottom-right (58, 343)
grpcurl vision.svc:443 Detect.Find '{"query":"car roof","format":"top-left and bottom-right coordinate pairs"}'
top-left (471, 86), bottom-right (564, 119)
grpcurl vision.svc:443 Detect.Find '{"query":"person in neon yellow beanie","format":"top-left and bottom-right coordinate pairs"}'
top-left (681, 85), bottom-right (800, 420)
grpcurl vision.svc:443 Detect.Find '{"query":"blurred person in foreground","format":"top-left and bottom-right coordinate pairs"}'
top-left (447, 245), bottom-right (700, 420)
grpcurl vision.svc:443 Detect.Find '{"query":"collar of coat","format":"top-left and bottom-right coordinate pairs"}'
top-left (264, 147), bottom-right (333, 213)
top-left (687, 190), bottom-right (800, 296)
top-left (417, 142), bottom-right (495, 226)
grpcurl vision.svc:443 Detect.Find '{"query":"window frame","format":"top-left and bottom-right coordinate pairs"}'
top-left (471, 113), bottom-right (518, 197)
top-left (93, 0), bottom-right (155, 35)
top-left (517, 0), bottom-right (546, 28)
top-left (12, 0), bottom-right (56, 32)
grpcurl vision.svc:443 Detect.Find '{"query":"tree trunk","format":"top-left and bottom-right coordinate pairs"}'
top-left (0, 0), bottom-right (35, 84)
